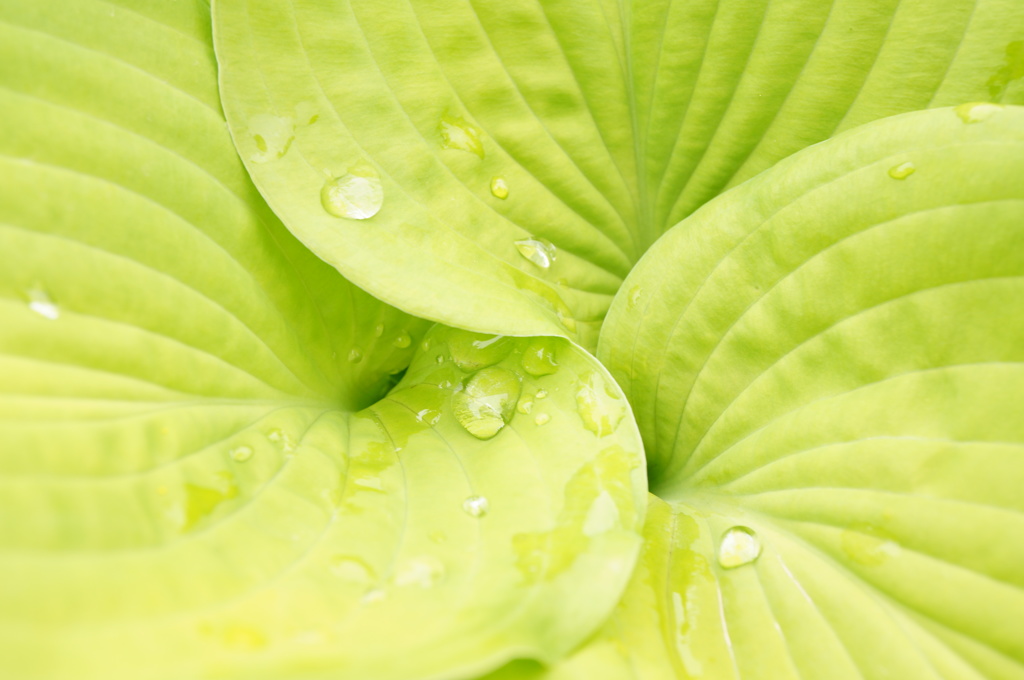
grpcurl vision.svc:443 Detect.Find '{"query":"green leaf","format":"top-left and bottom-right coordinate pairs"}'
top-left (586, 106), bottom-right (1024, 678)
top-left (213, 0), bottom-right (1024, 345)
top-left (0, 2), bottom-right (646, 678)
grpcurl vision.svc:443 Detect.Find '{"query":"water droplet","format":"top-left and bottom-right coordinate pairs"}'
top-left (516, 399), bottom-right (533, 415)
top-left (395, 555), bottom-right (446, 588)
top-left (717, 526), bottom-right (761, 569)
top-left (448, 332), bottom-right (511, 371)
top-left (347, 348), bottom-right (363, 363)
top-left (453, 367), bottom-right (522, 440)
top-left (462, 495), bottom-right (489, 518)
top-left (490, 176), bottom-right (509, 199)
top-left (582, 490), bottom-right (619, 536)
top-left (230, 446), bottom-right (254, 463)
top-left (320, 163), bottom-right (383, 220)
top-left (415, 408), bottom-right (442, 425)
top-left (534, 413), bottom-right (550, 426)
top-left (268, 429), bottom-right (296, 453)
top-left (421, 338), bottom-right (432, 351)
top-left (393, 331), bottom-right (412, 349)
top-left (26, 287), bottom-right (59, 320)
top-left (535, 390), bottom-right (548, 400)
top-left (955, 102), bottom-right (1003, 124)
top-left (439, 113), bottom-right (484, 157)
top-left (888, 161), bottom-right (916, 180)
top-left (514, 238), bottom-right (556, 269)
top-left (435, 355), bottom-right (445, 364)
top-left (374, 323), bottom-right (385, 337)
top-left (329, 555), bottom-right (375, 585)
top-left (353, 475), bottom-right (384, 492)
top-left (575, 372), bottom-right (625, 437)
top-left (521, 339), bottom-right (558, 377)
top-left (628, 286), bottom-right (643, 309)
top-left (249, 114), bottom-right (295, 163)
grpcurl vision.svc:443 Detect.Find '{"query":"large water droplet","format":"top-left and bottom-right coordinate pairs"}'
top-left (27, 287), bottom-right (59, 320)
top-left (248, 114), bottom-right (295, 163)
top-left (393, 331), bottom-right (412, 349)
top-left (453, 367), bottom-right (522, 440)
top-left (576, 372), bottom-right (625, 437)
top-left (515, 238), bottom-right (556, 269)
top-left (888, 161), bottom-right (916, 180)
top-left (230, 446), bottom-right (254, 463)
top-left (395, 556), bottom-right (446, 588)
top-left (490, 176), bottom-right (509, 199)
top-left (955, 102), bottom-right (1003, 124)
top-left (439, 113), bottom-right (484, 157)
top-left (347, 348), bottom-right (363, 363)
top-left (520, 339), bottom-right (558, 377)
top-left (717, 526), bottom-right (761, 569)
top-left (462, 495), bottom-right (489, 518)
top-left (516, 399), bottom-right (534, 415)
top-left (321, 163), bottom-right (383, 220)
top-left (448, 332), bottom-right (511, 371)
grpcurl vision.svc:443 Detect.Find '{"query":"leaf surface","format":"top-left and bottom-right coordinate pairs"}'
top-left (0, 2), bottom-right (645, 678)
top-left (214, 0), bottom-right (1024, 343)
top-left (575, 105), bottom-right (1024, 679)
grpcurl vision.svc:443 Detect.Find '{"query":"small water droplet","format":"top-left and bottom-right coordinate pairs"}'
top-left (439, 113), bottom-right (484, 157)
top-left (395, 555), bottom-right (446, 588)
top-left (516, 399), bottom-right (533, 415)
top-left (521, 339), bottom-right (558, 376)
top-left (490, 176), bottom-right (509, 199)
top-left (717, 526), bottom-right (761, 569)
top-left (375, 323), bottom-right (385, 337)
top-left (534, 413), bottom-right (550, 426)
top-left (321, 163), bottom-right (383, 220)
top-left (462, 495), bottom-right (489, 518)
top-left (415, 408), bottom-right (442, 425)
top-left (955, 102), bottom-right (1003, 124)
top-left (535, 390), bottom-right (548, 400)
top-left (448, 332), bottom-right (511, 371)
top-left (267, 429), bottom-right (296, 453)
top-left (514, 238), bottom-right (556, 269)
top-left (576, 372), bottom-right (625, 437)
top-left (230, 446), bottom-right (254, 463)
top-left (348, 348), bottom-right (363, 363)
top-left (329, 555), bottom-right (375, 585)
top-left (393, 331), bottom-right (412, 349)
top-left (26, 287), bottom-right (59, 320)
top-left (421, 338), bottom-right (432, 351)
top-left (453, 367), bottom-right (522, 440)
top-left (248, 114), bottom-right (295, 163)
top-left (888, 161), bottom-right (916, 180)
top-left (435, 355), bottom-right (445, 364)
top-left (628, 285), bottom-right (643, 309)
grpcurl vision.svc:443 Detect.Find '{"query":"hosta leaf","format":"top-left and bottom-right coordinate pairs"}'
top-left (0, 2), bottom-right (645, 679)
top-left (213, 0), bottom-right (1024, 344)
top-left (588, 106), bottom-right (1024, 679)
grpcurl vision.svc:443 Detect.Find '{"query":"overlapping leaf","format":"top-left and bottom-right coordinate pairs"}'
top-left (0, 2), bottom-right (646, 678)
top-left (580, 106), bottom-right (1024, 679)
top-left (214, 0), bottom-right (1024, 344)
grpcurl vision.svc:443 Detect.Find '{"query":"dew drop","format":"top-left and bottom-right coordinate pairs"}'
top-left (628, 285), bottom-right (643, 309)
top-left (248, 114), bottom-right (295, 163)
top-left (439, 113), bottom-right (484, 158)
top-left (514, 238), bottom-right (556, 269)
top-left (490, 176), bottom-right (509, 199)
top-left (516, 399), bottom-right (534, 415)
top-left (521, 339), bottom-right (558, 377)
top-left (393, 331), bottom-right (412, 349)
top-left (888, 161), bottom-right (916, 180)
top-left (26, 287), bottom-right (59, 320)
top-left (395, 555), bottom-right (446, 588)
top-left (320, 164), bottom-right (383, 220)
top-left (453, 367), bottom-right (522, 440)
top-left (435, 355), bottom-right (445, 364)
top-left (534, 413), bottom-right (550, 426)
top-left (955, 102), bottom-right (1003, 124)
top-left (415, 408), bottom-right (442, 425)
top-left (575, 372), bottom-right (625, 437)
top-left (449, 332), bottom-right (511, 371)
top-left (717, 526), bottom-right (761, 569)
top-left (329, 554), bottom-right (375, 585)
top-left (229, 446), bottom-right (254, 463)
top-left (462, 495), bottom-right (489, 518)
top-left (535, 390), bottom-right (549, 400)
top-left (267, 429), bottom-right (296, 453)
top-left (375, 323), bottom-right (385, 337)
top-left (347, 348), bottom-right (363, 363)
